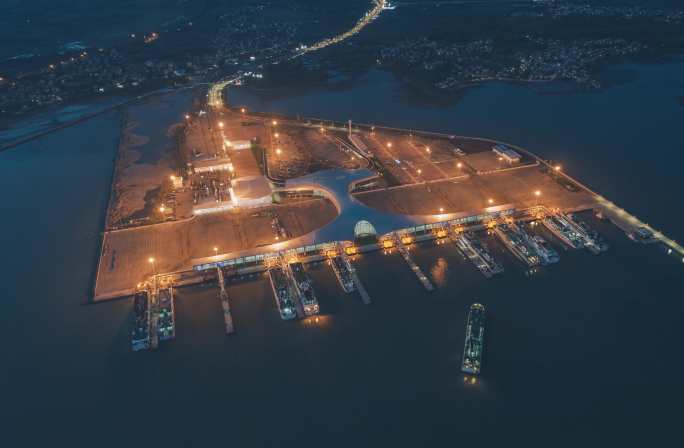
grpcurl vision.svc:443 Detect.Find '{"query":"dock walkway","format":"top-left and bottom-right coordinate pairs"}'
top-left (216, 267), bottom-right (235, 334)
top-left (394, 233), bottom-right (435, 292)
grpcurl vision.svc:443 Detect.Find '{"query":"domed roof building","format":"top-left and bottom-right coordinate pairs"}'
top-left (354, 220), bottom-right (378, 245)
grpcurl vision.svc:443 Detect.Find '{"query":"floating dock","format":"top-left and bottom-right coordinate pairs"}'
top-left (330, 255), bottom-right (356, 293)
top-left (268, 267), bottom-right (298, 320)
top-left (452, 231), bottom-right (504, 278)
top-left (216, 266), bottom-right (235, 334)
top-left (289, 262), bottom-right (320, 316)
top-left (394, 233), bottom-right (435, 291)
top-left (494, 223), bottom-right (541, 267)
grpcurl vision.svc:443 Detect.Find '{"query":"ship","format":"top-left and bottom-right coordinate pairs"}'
top-left (462, 303), bottom-right (486, 375)
top-left (570, 214), bottom-right (609, 254)
top-left (494, 223), bottom-right (540, 267)
top-left (268, 267), bottom-right (298, 320)
top-left (131, 290), bottom-right (151, 351)
top-left (532, 235), bottom-right (560, 265)
top-left (541, 214), bottom-right (585, 249)
top-left (454, 232), bottom-right (504, 278)
top-left (290, 262), bottom-right (320, 316)
top-left (157, 287), bottom-right (176, 341)
top-left (330, 255), bottom-right (355, 293)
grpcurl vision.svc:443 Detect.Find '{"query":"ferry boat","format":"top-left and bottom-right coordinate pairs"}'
top-left (628, 226), bottom-right (658, 244)
top-left (290, 262), bottom-right (320, 316)
top-left (462, 303), bottom-right (486, 375)
top-left (532, 235), bottom-right (560, 265)
top-left (455, 232), bottom-right (504, 278)
top-left (157, 287), bottom-right (176, 341)
top-left (494, 224), bottom-right (540, 267)
top-left (570, 215), bottom-right (609, 254)
top-left (330, 256), bottom-right (355, 293)
top-left (542, 214), bottom-right (584, 249)
top-left (268, 267), bottom-right (298, 320)
top-left (131, 290), bottom-right (151, 351)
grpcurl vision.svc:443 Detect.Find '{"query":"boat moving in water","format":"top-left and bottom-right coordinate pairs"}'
top-left (462, 303), bottom-right (486, 375)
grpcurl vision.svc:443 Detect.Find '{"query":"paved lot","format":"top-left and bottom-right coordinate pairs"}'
top-left (354, 164), bottom-right (597, 215)
top-left (94, 198), bottom-right (337, 300)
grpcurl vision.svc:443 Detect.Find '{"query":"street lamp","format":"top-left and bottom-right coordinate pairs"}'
top-left (554, 165), bottom-right (562, 172)
top-left (534, 190), bottom-right (542, 206)
top-left (240, 108), bottom-right (246, 114)
top-left (426, 146), bottom-right (431, 153)
top-left (417, 169), bottom-right (422, 175)
top-left (386, 142), bottom-right (392, 148)
top-left (276, 148), bottom-right (282, 155)
top-left (218, 121), bottom-right (224, 129)
top-left (488, 198), bottom-right (494, 205)
top-left (439, 207), bottom-right (444, 214)
top-left (272, 120), bottom-right (278, 126)
top-left (213, 246), bottom-right (218, 255)
top-left (457, 162), bottom-right (462, 169)
top-left (159, 205), bottom-right (165, 213)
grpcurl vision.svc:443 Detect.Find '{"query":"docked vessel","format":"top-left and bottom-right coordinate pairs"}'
top-left (330, 255), bottom-right (355, 293)
top-left (462, 303), bottom-right (486, 375)
top-left (290, 262), bottom-right (320, 316)
top-left (629, 226), bottom-right (658, 244)
top-left (454, 232), bottom-right (504, 278)
top-left (268, 267), bottom-right (298, 320)
top-left (541, 214), bottom-right (585, 249)
top-left (494, 223), bottom-right (540, 267)
top-left (532, 235), bottom-right (560, 265)
top-left (157, 287), bottom-right (176, 341)
top-left (131, 290), bottom-right (151, 351)
top-left (570, 214), bottom-right (609, 254)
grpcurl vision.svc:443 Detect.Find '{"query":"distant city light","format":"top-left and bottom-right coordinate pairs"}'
top-left (386, 142), bottom-right (392, 148)
top-left (555, 165), bottom-right (562, 171)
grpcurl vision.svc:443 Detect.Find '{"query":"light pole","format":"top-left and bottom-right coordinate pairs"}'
top-left (534, 190), bottom-right (542, 207)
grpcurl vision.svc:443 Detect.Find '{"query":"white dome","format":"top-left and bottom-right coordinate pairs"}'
top-left (354, 220), bottom-right (377, 239)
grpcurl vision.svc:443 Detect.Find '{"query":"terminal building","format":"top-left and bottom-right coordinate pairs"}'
top-left (492, 144), bottom-right (521, 164)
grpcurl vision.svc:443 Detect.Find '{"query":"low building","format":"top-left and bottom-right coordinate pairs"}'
top-left (224, 139), bottom-right (252, 150)
top-left (191, 155), bottom-right (233, 174)
top-left (230, 175), bottom-right (273, 208)
top-left (492, 144), bottom-right (521, 164)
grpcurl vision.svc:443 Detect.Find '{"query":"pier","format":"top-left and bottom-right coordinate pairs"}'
top-left (393, 233), bottom-right (435, 291)
top-left (216, 267), bottom-right (235, 335)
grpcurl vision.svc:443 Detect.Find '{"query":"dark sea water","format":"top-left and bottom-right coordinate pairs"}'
top-left (1, 62), bottom-right (683, 447)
